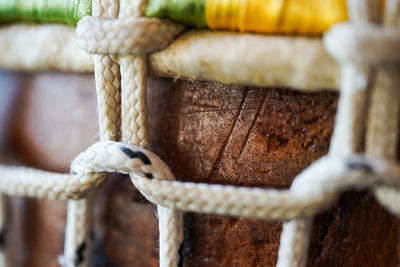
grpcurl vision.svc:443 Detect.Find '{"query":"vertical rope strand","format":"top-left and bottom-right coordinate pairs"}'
top-left (62, 1), bottom-right (120, 266)
top-left (118, 1), bottom-right (184, 266)
top-left (119, 0), bottom-right (149, 147)
top-left (384, 0), bottom-right (400, 27)
top-left (94, 54), bottom-right (121, 141)
top-left (157, 206), bottom-right (183, 267)
top-left (369, 68), bottom-right (400, 215)
top-left (277, 64), bottom-right (372, 267)
top-left (328, 64), bottom-right (371, 156)
top-left (369, 0), bottom-right (400, 222)
top-left (62, 199), bottom-right (92, 267)
top-left (120, 55), bottom-right (149, 147)
top-left (277, 218), bottom-right (312, 267)
top-left (0, 195), bottom-right (7, 267)
top-left (277, 1), bottom-right (378, 266)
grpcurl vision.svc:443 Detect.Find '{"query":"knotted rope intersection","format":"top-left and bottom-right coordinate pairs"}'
top-left (2, 140), bottom-right (400, 217)
top-left (0, 0), bottom-right (399, 267)
top-left (71, 141), bottom-right (400, 219)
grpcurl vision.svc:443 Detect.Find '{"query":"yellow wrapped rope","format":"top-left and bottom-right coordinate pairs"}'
top-left (206, 0), bottom-right (349, 34)
top-left (146, 0), bottom-right (352, 34)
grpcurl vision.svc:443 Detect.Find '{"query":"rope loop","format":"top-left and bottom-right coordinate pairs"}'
top-left (76, 16), bottom-right (184, 55)
top-left (71, 140), bottom-right (175, 180)
top-left (324, 22), bottom-right (400, 65)
top-left (64, 140), bottom-right (400, 219)
top-left (0, 0), bottom-right (399, 266)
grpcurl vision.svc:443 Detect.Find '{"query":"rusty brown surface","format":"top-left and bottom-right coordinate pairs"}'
top-left (147, 79), bottom-right (336, 267)
top-left (0, 72), bottom-right (398, 266)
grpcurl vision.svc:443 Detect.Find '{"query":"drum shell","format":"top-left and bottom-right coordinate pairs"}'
top-left (0, 72), bottom-right (398, 266)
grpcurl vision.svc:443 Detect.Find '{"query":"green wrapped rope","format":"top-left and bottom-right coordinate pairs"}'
top-left (146, 0), bottom-right (207, 28)
top-left (0, 0), bottom-right (92, 26)
top-left (145, 0), bottom-right (350, 34)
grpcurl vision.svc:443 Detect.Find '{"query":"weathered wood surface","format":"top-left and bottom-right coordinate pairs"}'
top-left (0, 71), bottom-right (398, 266)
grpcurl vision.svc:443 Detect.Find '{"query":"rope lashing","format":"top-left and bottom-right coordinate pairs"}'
top-left (277, 1), bottom-right (400, 266)
top-left (146, 0), bottom-right (349, 34)
top-left (116, 1), bottom-right (184, 266)
top-left (72, 141), bottom-right (400, 219)
top-left (60, 1), bottom-right (123, 266)
top-left (324, 22), bottom-right (400, 65)
top-left (69, 1), bottom-right (184, 265)
top-left (0, 0), bottom-right (399, 266)
top-left (0, 167), bottom-right (105, 200)
top-left (71, 141), bottom-right (175, 181)
top-left (2, 140), bottom-right (400, 218)
top-left (76, 16), bottom-right (184, 55)
top-left (0, 0), bottom-right (92, 25)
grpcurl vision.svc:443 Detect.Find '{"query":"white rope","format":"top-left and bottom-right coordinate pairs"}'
top-left (0, 25), bottom-right (93, 72)
top-left (60, 200), bottom-right (93, 267)
top-left (346, 0), bottom-right (381, 22)
top-left (384, 0), bottom-right (400, 27)
top-left (77, 16), bottom-right (183, 55)
top-left (0, 195), bottom-right (7, 267)
top-left (324, 23), bottom-right (400, 65)
top-left (0, 25), bottom-right (342, 91)
top-left (277, 63), bottom-right (371, 267)
top-left (61, 0), bottom-right (121, 266)
top-left (2, 141), bottom-right (400, 217)
top-left (0, 166), bottom-right (104, 200)
top-left (278, 1), bottom-right (384, 266)
top-left (277, 218), bottom-right (312, 267)
top-left (368, 0), bottom-right (400, 220)
top-left (118, 0), bottom-right (183, 264)
top-left (0, 0), bottom-right (399, 266)
top-left (92, 0), bottom-right (119, 18)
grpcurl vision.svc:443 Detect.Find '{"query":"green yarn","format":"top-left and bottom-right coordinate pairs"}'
top-left (146, 0), bottom-right (207, 28)
top-left (0, 0), bottom-right (92, 26)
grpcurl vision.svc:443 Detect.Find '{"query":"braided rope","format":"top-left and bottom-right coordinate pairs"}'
top-left (120, 55), bottom-right (150, 147)
top-left (277, 218), bottom-right (312, 267)
top-left (278, 1), bottom-right (400, 266)
top-left (368, 0), bottom-right (400, 226)
top-left (0, 166), bottom-right (104, 199)
top-left (1, 141), bottom-right (400, 217)
top-left (0, 0), bottom-right (399, 266)
top-left (94, 54), bottom-right (121, 140)
top-left (118, 0), bottom-right (150, 147)
top-left (118, 1), bottom-right (183, 264)
top-left (77, 16), bottom-right (184, 55)
top-left (0, 195), bottom-right (7, 267)
top-left (92, 0), bottom-right (119, 18)
top-left (61, 1), bottom-right (121, 266)
top-left (61, 200), bottom-right (93, 267)
top-left (278, 1), bottom-right (373, 266)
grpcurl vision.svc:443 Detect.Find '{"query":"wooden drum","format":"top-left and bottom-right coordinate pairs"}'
top-left (0, 0), bottom-right (399, 266)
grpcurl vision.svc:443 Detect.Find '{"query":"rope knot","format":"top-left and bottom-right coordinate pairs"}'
top-left (76, 16), bottom-right (184, 55)
top-left (70, 140), bottom-right (175, 181)
top-left (324, 22), bottom-right (400, 65)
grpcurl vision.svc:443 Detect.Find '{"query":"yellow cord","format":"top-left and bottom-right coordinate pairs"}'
top-left (206, 0), bottom-right (349, 34)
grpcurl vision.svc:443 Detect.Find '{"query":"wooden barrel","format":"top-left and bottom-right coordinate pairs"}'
top-left (0, 70), bottom-right (398, 266)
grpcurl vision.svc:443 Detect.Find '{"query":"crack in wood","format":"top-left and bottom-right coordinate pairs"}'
top-left (238, 94), bottom-right (267, 158)
top-left (207, 88), bottom-right (249, 180)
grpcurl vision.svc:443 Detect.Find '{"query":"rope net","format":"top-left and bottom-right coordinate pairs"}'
top-left (0, 0), bottom-right (400, 266)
